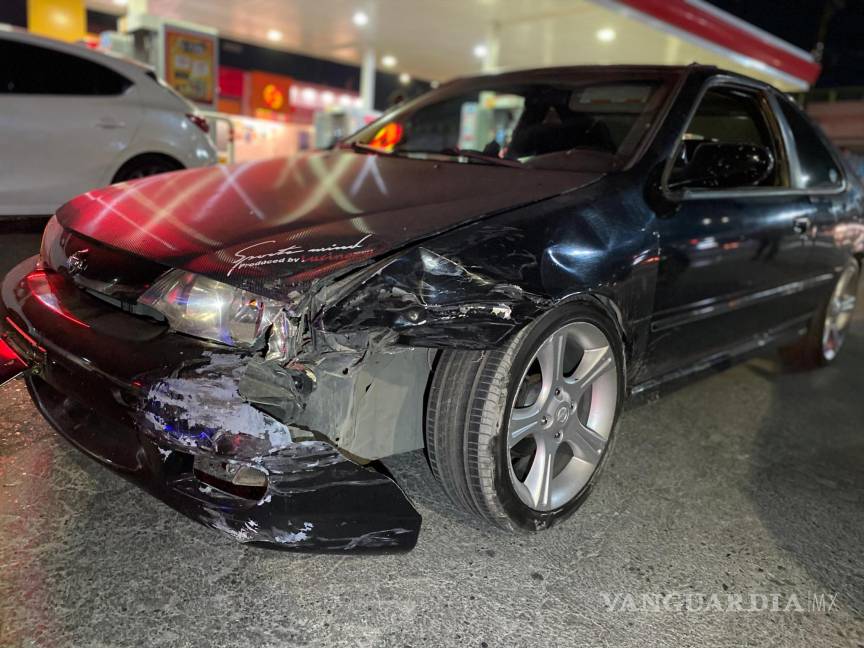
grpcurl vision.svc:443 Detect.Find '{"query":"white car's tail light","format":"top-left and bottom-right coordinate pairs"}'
top-left (186, 113), bottom-right (210, 134)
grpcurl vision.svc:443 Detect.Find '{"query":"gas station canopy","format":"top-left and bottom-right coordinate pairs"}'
top-left (88, 0), bottom-right (819, 90)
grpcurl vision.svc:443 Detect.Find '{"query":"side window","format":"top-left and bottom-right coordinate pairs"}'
top-left (0, 40), bottom-right (131, 95)
top-left (669, 86), bottom-right (785, 190)
top-left (778, 99), bottom-right (842, 189)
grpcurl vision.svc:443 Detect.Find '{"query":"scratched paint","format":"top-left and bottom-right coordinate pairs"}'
top-left (142, 352), bottom-right (294, 457)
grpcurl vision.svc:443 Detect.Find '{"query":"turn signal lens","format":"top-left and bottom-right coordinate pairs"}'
top-left (186, 113), bottom-right (211, 134)
top-left (25, 271), bottom-right (90, 328)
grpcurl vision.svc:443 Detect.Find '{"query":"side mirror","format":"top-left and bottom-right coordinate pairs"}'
top-left (668, 142), bottom-right (774, 191)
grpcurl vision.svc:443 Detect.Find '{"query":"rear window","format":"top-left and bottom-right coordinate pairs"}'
top-left (0, 39), bottom-right (131, 95)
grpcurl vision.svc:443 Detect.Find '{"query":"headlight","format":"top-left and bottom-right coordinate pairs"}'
top-left (138, 270), bottom-right (285, 347)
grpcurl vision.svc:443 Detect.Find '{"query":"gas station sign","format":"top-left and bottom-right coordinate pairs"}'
top-left (161, 23), bottom-right (218, 107)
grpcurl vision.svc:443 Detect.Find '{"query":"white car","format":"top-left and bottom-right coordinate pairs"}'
top-left (0, 28), bottom-right (217, 216)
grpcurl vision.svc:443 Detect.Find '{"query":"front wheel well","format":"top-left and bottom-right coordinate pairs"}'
top-left (539, 293), bottom-right (629, 381)
top-left (424, 298), bottom-right (626, 531)
top-left (112, 153), bottom-right (184, 183)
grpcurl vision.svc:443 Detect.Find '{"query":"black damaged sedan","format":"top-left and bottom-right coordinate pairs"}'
top-left (2, 65), bottom-right (861, 551)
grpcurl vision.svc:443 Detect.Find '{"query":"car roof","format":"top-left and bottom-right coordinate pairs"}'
top-left (444, 64), bottom-right (693, 83)
top-left (0, 26), bottom-right (153, 80)
top-left (441, 63), bottom-right (777, 93)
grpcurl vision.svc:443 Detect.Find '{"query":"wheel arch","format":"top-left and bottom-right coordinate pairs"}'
top-left (523, 291), bottom-right (630, 390)
top-left (551, 291), bottom-right (627, 340)
top-left (111, 152), bottom-right (185, 183)
top-left (420, 290), bottom-right (630, 412)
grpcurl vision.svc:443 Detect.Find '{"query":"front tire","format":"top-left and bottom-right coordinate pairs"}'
top-left (425, 301), bottom-right (624, 532)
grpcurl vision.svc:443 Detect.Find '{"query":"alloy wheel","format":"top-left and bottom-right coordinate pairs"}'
top-left (822, 265), bottom-right (859, 361)
top-left (507, 321), bottom-right (618, 511)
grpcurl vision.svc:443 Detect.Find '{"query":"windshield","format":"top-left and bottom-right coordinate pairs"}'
top-left (346, 72), bottom-right (677, 171)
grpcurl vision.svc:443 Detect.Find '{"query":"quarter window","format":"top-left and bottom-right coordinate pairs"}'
top-left (0, 40), bottom-right (131, 95)
top-left (778, 99), bottom-right (842, 189)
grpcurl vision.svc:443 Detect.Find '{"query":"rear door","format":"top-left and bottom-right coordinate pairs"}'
top-left (644, 79), bottom-right (822, 381)
top-left (0, 37), bottom-right (142, 214)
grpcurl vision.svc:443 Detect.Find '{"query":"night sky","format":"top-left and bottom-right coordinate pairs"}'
top-left (709, 0), bottom-right (864, 87)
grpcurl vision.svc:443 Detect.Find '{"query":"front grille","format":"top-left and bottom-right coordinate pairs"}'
top-left (46, 229), bottom-right (169, 301)
top-left (79, 286), bottom-right (166, 321)
top-left (43, 228), bottom-right (170, 322)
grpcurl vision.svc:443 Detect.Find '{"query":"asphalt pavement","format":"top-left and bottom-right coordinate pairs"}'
top-left (0, 229), bottom-right (862, 647)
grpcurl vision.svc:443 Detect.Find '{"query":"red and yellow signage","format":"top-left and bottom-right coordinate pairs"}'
top-left (261, 83), bottom-right (285, 110)
top-left (248, 71), bottom-right (292, 119)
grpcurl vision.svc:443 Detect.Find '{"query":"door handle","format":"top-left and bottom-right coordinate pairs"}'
top-left (95, 119), bottom-right (126, 129)
top-left (792, 216), bottom-right (811, 236)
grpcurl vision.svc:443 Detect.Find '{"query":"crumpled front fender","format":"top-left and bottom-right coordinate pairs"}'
top-left (320, 247), bottom-right (548, 349)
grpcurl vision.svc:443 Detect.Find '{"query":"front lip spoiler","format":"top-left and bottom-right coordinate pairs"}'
top-left (26, 374), bottom-right (422, 553)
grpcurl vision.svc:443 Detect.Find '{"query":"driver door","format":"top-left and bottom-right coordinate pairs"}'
top-left (645, 81), bottom-right (818, 381)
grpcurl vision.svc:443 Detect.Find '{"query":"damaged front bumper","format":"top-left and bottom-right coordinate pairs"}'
top-left (1, 257), bottom-right (421, 552)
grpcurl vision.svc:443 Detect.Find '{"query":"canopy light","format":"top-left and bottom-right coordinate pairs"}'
top-left (596, 28), bottom-right (616, 43)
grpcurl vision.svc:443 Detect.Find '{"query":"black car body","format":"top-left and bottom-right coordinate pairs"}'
top-left (2, 65), bottom-right (862, 552)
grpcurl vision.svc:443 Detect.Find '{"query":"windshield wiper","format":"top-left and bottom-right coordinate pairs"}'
top-left (347, 141), bottom-right (396, 155)
top-left (433, 147), bottom-right (523, 168)
top-left (347, 143), bottom-right (523, 168)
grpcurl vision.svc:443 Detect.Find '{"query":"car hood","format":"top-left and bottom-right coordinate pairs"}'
top-left (56, 150), bottom-right (601, 294)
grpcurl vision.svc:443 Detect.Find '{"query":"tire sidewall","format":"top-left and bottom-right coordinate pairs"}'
top-left (816, 261), bottom-right (860, 365)
top-left (491, 299), bottom-right (625, 531)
